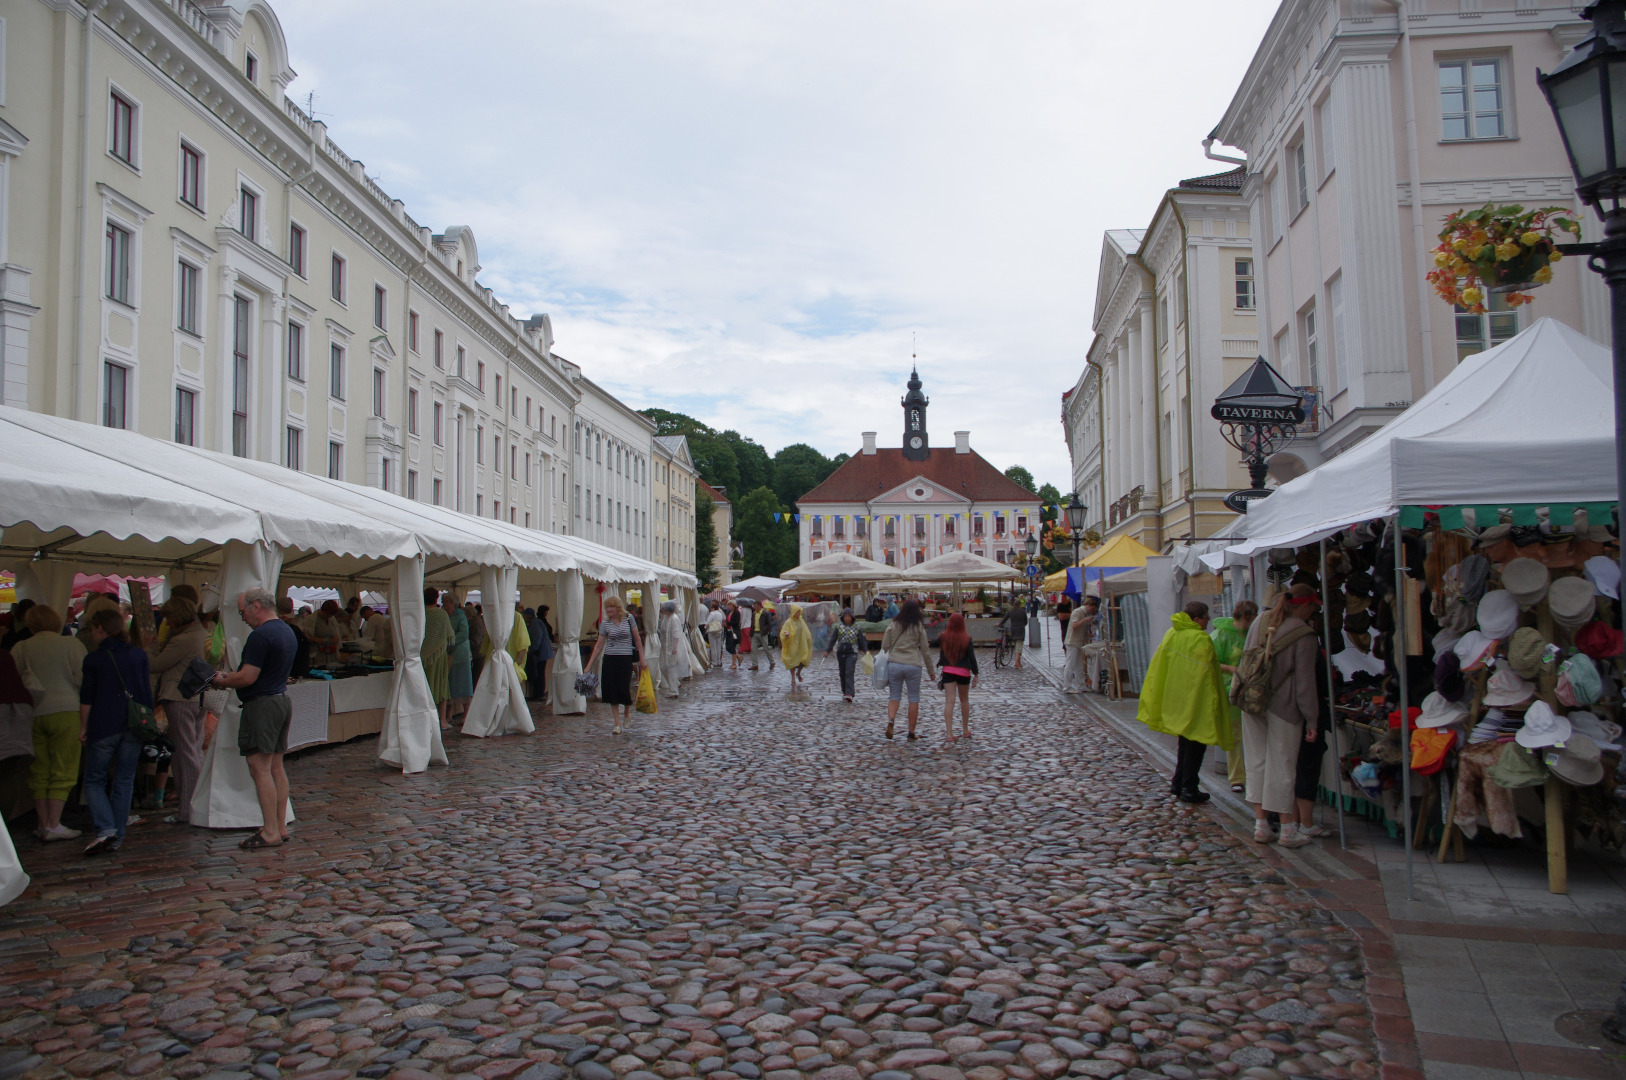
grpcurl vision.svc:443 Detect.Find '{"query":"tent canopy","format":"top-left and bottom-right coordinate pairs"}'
top-left (780, 554), bottom-right (900, 585)
top-left (1083, 533), bottom-right (1157, 570)
top-left (905, 550), bottom-right (1022, 583)
top-left (1235, 318), bottom-right (1615, 552)
top-left (724, 575), bottom-right (798, 593)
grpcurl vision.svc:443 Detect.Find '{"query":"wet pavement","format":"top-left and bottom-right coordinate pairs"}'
top-left (0, 656), bottom-right (1380, 1080)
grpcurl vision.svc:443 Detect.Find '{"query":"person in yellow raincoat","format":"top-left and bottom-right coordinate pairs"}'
top-left (504, 603), bottom-right (531, 691)
top-left (778, 605), bottom-right (813, 688)
top-left (1136, 601), bottom-right (1233, 804)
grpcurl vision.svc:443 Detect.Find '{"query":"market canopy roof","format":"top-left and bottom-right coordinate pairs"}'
top-left (724, 575), bottom-right (798, 593)
top-left (1234, 318), bottom-right (1616, 554)
top-left (780, 554), bottom-right (900, 585)
top-left (1083, 533), bottom-right (1158, 570)
top-left (907, 550), bottom-right (1023, 583)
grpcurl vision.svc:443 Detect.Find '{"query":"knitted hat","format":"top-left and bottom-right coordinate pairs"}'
top-left (1507, 627), bottom-right (1549, 680)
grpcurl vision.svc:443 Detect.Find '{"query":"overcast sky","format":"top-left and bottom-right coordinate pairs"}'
top-left (278, 0), bottom-right (1279, 492)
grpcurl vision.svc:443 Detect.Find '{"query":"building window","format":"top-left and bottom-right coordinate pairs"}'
top-left (477, 425), bottom-right (484, 464)
top-left (409, 310), bottom-right (419, 352)
top-left (477, 360), bottom-right (485, 392)
top-left (456, 345), bottom-right (466, 378)
top-left (833, 516), bottom-right (844, 539)
top-left (287, 321), bottom-right (304, 381)
top-left (109, 89), bottom-right (136, 166)
top-left (105, 222), bottom-right (133, 305)
top-left (914, 516), bottom-right (926, 538)
top-left (856, 517), bottom-right (867, 537)
top-left (884, 517), bottom-right (895, 538)
top-left (331, 253), bottom-right (346, 303)
top-left (175, 387), bottom-right (196, 445)
top-left (525, 396), bottom-right (532, 425)
top-left (495, 374), bottom-right (502, 404)
top-left (330, 343), bottom-right (345, 400)
top-left (239, 186), bottom-right (258, 240)
top-left (328, 441), bottom-right (342, 480)
top-left (478, 495), bottom-right (484, 517)
top-left (434, 477), bottom-right (444, 506)
top-left (524, 452), bottom-right (531, 485)
top-left (289, 224), bottom-right (306, 276)
top-left (973, 515), bottom-right (984, 537)
top-left (408, 469), bottom-right (418, 500)
top-left (372, 368), bottom-right (386, 418)
top-left (1440, 58), bottom-right (1505, 141)
top-left (1316, 95), bottom-right (1335, 178)
top-left (1300, 303), bottom-right (1320, 390)
top-left (885, 550), bottom-right (896, 567)
top-left (373, 284), bottom-right (387, 329)
top-left (433, 401), bottom-right (444, 446)
top-left (1235, 258), bottom-right (1255, 310)
top-left (408, 388), bottom-right (419, 435)
top-left (1291, 141), bottom-right (1309, 213)
top-left (285, 426), bottom-right (301, 470)
top-left (245, 51), bottom-right (258, 84)
top-left (232, 295), bottom-right (250, 456)
top-left (1456, 292), bottom-right (1519, 362)
top-left (381, 457), bottom-right (393, 492)
top-left (177, 261), bottom-right (200, 334)
top-left (179, 143), bottom-right (203, 209)
top-left (510, 444), bottom-right (517, 480)
top-left (103, 361), bottom-right (128, 428)
top-left (434, 329), bottom-right (444, 368)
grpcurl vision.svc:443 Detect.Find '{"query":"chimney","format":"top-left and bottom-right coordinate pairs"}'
top-left (954, 431), bottom-right (971, 454)
top-left (861, 432), bottom-right (877, 455)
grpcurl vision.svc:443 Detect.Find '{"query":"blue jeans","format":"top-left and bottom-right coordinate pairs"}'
top-left (84, 730), bottom-right (142, 841)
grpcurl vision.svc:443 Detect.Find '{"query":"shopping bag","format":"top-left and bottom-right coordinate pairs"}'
top-left (871, 650), bottom-right (889, 689)
top-left (634, 668), bottom-right (658, 714)
top-left (861, 651), bottom-right (875, 678)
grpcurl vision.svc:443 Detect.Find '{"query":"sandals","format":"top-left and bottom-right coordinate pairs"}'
top-left (884, 723), bottom-right (894, 739)
top-left (238, 832), bottom-right (282, 850)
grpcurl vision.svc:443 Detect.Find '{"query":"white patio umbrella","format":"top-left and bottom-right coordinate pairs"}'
top-left (906, 550), bottom-right (1023, 611)
top-left (781, 551), bottom-right (904, 610)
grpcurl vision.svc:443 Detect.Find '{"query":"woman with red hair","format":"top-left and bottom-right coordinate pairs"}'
top-left (936, 613), bottom-right (979, 742)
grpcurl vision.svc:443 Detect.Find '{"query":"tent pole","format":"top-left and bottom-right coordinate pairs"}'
top-left (1319, 538), bottom-right (1346, 851)
top-left (1392, 515), bottom-right (1414, 902)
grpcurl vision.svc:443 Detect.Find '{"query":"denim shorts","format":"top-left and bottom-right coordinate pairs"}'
top-left (887, 661), bottom-right (923, 703)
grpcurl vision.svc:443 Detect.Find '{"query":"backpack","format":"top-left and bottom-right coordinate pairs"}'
top-left (1229, 621), bottom-right (1315, 715)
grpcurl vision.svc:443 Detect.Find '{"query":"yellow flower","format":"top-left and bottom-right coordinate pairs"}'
top-left (1496, 242), bottom-right (1521, 261)
top-left (1533, 265), bottom-right (1553, 284)
top-left (1461, 286), bottom-right (1483, 306)
top-left (1452, 238), bottom-right (1470, 252)
top-left (1549, 250), bottom-right (1564, 263)
top-left (1520, 231), bottom-right (1541, 247)
top-left (1433, 251), bottom-right (1452, 267)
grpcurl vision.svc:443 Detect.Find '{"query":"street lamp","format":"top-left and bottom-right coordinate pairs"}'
top-left (1064, 492), bottom-right (1088, 568)
top-left (1210, 356), bottom-right (1305, 514)
top-left (1539, 0), bottom-right (1626, 633)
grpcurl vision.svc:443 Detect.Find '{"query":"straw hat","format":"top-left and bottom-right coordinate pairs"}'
top-left (1500, 559), bottom-right (1549, 608)
top-left (1506, 627), bottom-right (1549, 680)
top-left (1417, 692), bottom-right (1468, 729)
top-left (1546, 737), bottom-right (1604, 788)
top-left (1585, 555), bottom-right (1621, 600)
top-left (1516, 701), bottom-right (1572, 749)
top-left (1548, 576), bottom-right (1597, 631)
top-left (1482, 667), bottom-right (1537, 709)
top-left (1476, 590), bottom-right (1520, 640)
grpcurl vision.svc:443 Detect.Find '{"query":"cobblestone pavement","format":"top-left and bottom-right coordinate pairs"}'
top-left (0, 658), bottom-right (1380, 1080)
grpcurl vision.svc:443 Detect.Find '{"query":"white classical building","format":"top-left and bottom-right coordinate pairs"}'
top-left (1207, 0), bottom-right (1603, 471)
top-left (652, 434), bottom-right (698, 575)
top-left (0, 0), bottom-right (687, 569)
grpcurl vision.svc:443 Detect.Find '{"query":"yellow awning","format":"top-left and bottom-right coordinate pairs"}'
top-left (1082, 533), bottom-right (1158, 569)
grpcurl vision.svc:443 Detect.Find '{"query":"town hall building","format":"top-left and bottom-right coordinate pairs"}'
top-left (795, 370), bottom-right (1041, 568)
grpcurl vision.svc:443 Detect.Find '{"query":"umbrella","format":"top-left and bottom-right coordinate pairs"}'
top-left (781, 551), bottom-right (902, 585)
top-left (907, 551), bottom-right (1023, 611)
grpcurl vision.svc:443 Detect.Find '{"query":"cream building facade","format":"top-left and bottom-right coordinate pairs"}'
top-left (0, 0), bottom-right (683, 564)
top-left (652, 434), bottom-right (698, 576)
top-left (698, 480), bottom-right (735, 586)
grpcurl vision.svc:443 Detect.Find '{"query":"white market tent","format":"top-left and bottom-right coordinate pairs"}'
top-left (1228, 318), bottom-right (1616, 556)
top-left (0, 405), bottom-right (696, 849)
top-left (781, 552), bottom-right (901, 586)
top-left (907, 550), bottom-right (1024, 583)
top-left (724, 575), bottom-right (797, 594)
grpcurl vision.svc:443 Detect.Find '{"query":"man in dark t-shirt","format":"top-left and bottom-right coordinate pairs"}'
top-left (211, 587), bottom-right (298, 850)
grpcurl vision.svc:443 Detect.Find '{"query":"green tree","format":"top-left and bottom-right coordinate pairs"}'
top-left (688, 432), bottom-right (740, 495)
top-left (734, 486), bottom-right (798, 578)
top-left (694, 497), bottom-right (720, 590)
top-left (723, 432), bottom-right (774, 495)
top-left (773, 442), bottom-right (838, 509)
top-left (1004, 465), bottom-right (1037, 493)
top-left (638, 407), bottom-right (711, 437)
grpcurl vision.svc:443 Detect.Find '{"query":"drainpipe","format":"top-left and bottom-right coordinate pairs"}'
top-left (1203, 135), bottom-right (1247, 167)
top-left (1375, 0), bottom-right (1435, 387)
top-left (72, 0), bottom-right (110, 423)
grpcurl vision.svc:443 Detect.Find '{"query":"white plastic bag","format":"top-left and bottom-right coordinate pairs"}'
top-left (871, 650), bottom-right (890, 689)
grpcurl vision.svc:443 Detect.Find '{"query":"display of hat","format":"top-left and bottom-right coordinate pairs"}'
top-left (1585, 555), bottom-right (1621, 600)
top-left (1543, 536), bottom-right (1578, 569)
top-left (1548, 576), bottom-right (1597, 631)
top-left (1454, 629), bottom-right (1497, 671)
top-left (1516, 701), bottom-right (1572, 749)
top-left (1434, 627), bottom-right (1463, 661)
top-left (1483, 666), bottom-right (1537, 708)
top-left (1500, 559), bottom-right (1550, 608)
top-left (1477, 523), bottom-right (1513, 546)
top-left (1345, 570), bottom-right (1374, 598)
top-left (1576, 620), bottom-right (1625, 661)
top-left (1417, 691), bottom-right (1469, 728)
top-left (1546, 737), bottom-right (1605, 787)
top-left (1566, 711), bottom-right (1623, 753)
top-left (1411, 728), bottom-right (1455, 775)
top-left (1387, 706), bottom-right (1424, 730)
top-left (1470, 707), bottom-right (1516, 744)
top-left (1506, 627), bottom-right (1549, 680)
top-left (1477, 590), bottom-right (1520, 638)
top-left (1434, 650), bottom-right (1466, 702)
top-left (1510, 525), bottom-right (1546, 551)
top-left (1488, 742), bottom-right (1550, 788)
top-left (1458, 555), bottom-right (1491, 605)
top-left (1557, 654), bottom-right (1603, 708)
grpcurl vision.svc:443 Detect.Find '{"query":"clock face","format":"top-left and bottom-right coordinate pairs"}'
top-left (909, 436), bottom-right (923, 449)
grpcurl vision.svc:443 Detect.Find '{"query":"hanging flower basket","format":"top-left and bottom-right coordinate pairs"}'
top-left (1425, 203), bottom-right (1580, 314)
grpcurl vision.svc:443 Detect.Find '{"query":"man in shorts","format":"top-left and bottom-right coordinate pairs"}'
top-left (211, 587), bottom-right (297, 850)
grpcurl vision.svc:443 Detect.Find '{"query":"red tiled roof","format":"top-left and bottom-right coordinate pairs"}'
top-left (697, 479), bottom-right (729, 505)
top-left (797, 447), bottom-right (1039, 506)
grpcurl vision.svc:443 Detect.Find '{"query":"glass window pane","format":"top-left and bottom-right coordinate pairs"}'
top-left (1440, 89), bottom-right (1465, 113)
top-left (1472, 60), bottom-right (1499, 87)
top-left (1475, 112), bottom-right (1503, 138)
top-left (1439, 63), bottom-right (1464, 88)
top-left (1443, 116), bottom-right (1468, 140)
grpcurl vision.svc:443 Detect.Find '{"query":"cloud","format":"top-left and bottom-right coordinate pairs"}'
top-left (278, 0), bottom-right (1277, 489)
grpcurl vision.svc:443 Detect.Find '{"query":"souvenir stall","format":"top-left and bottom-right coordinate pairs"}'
top-left (1221, 319), bottom-right (1619, 894)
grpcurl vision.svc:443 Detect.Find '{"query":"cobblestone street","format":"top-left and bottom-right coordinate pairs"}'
top-left (0, 660), bottom-right (1380, 1080)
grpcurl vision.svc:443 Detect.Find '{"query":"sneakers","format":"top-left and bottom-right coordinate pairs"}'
top-left (1253, 820), bottom-right (1274, 844)
top-left (1277, 824), bottom-right (1312, 848)
top-left (1301, 823), bottom-right (1333, 839)
top-left (83, 834), bottom-right (117, 856)
top-left (125, 814), bottom-right (144, 827)
top-left (42, 824), bottom-right (82, 842)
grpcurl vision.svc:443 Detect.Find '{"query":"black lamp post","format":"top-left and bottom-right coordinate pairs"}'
top-left (1210, 356), bottom-right (1305, 513)
top-left (1539, 2), bottom-right (1626, 1042)
top-left (1539, 0), bottom-right (1626, 625)
top-left (1064, 492), bottom-right (1088, 568)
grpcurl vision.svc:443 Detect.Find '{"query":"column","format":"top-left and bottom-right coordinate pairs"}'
top-left (1124, 318), bottom-right (1142, 504)
top-left (1139, 300), bottom-right (1159, 500)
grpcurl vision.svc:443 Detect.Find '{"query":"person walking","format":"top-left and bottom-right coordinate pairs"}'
top-left (936, 613), bottom-right (978, 742)
top-left (78, 608), bottom-right (152, 855)
top-left (725, 601), bottom-right (743, 671)
top-left (586, 595), bottom-right (646, 734)
top-left (706, 603), bottom-right (726, 665)
top-left (1062, 600), bottom-right (1092, 692)
top-left (12, 605), bottom-right (86, 841)
top-left (1055, 596), bottom-right (1073, 646)
top-left (464, 601), bottom-right (487, 686)
top-left (1136, 601), bottom-right (1233, 804)
top-left (751, 603), bottom-right (777, 672)
top-left (779, 605), bottom-right (812, 688)
top-left (998, 599), bottom-right (1028, 670)
top-left (528, 606), bottom-right (555, 701)
top-left (881, 599), bottom-right (936, 740)
top-left (143, 595), bottom-right (209, 825)
top-left (1241, 584), bottom-right (1323, 846)
top-left (658, 601), bottom-right (690, 699)
top-left (825, 609), bottom-right (864, 702)
top-left (445, 595), bottom-right (473, 724)
top-left (421, 588), bottom-right (453, 730)
top-left (1209, 601), bottom-right (1258, 795)
top-left (210, 588), bottom-right (298, 850)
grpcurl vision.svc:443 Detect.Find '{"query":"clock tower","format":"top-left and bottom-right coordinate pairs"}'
top-left (901, 366), bottom-right (929, 461)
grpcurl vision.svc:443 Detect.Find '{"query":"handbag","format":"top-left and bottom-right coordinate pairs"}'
top-left (574, 671), bottom-right (600, 697)
top-left (871, 650), bottom-right (890, 689)
top-left (860, 651), bottom-right (875, 677)
top-left (110, 653), bottom-right (161, 743)
top-left (176, 657), bottom-right (217, 701)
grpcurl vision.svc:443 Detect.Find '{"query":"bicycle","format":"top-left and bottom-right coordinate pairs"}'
top-left (993, 630), bottom-right (1011, 669)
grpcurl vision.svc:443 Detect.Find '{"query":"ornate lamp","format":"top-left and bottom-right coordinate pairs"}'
top-left (1211, 356), bottom-right (1305, 513)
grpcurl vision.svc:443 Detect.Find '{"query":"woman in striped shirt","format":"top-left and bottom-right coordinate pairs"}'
top-left (586, 595), bottom-right (646, 734)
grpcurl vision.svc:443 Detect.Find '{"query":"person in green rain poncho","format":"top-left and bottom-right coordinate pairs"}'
top-left (1136, 601), bottom-right (1235, 804)
top-left (1208, 601), bottom-right (1259, 794)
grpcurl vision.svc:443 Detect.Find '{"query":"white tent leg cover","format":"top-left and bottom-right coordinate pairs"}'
top-left (378, 555), bottom-right (447, 773)
top-left (463, 566), bottom-right (532, 737)
top-left (552, 569), bottom-right (587, 715)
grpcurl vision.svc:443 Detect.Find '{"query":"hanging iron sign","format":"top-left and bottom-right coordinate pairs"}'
top-left (1224, 488), bottom-right (1275, 514)
top-left (1210, 401), bottom-right (1305, 424)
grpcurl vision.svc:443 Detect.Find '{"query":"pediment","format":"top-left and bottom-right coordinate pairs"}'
top-left (873, 476), bottom-right (971, 506)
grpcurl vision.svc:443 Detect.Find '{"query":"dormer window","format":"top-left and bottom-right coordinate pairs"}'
top-left (245, 51), bottom-right (259, 84)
